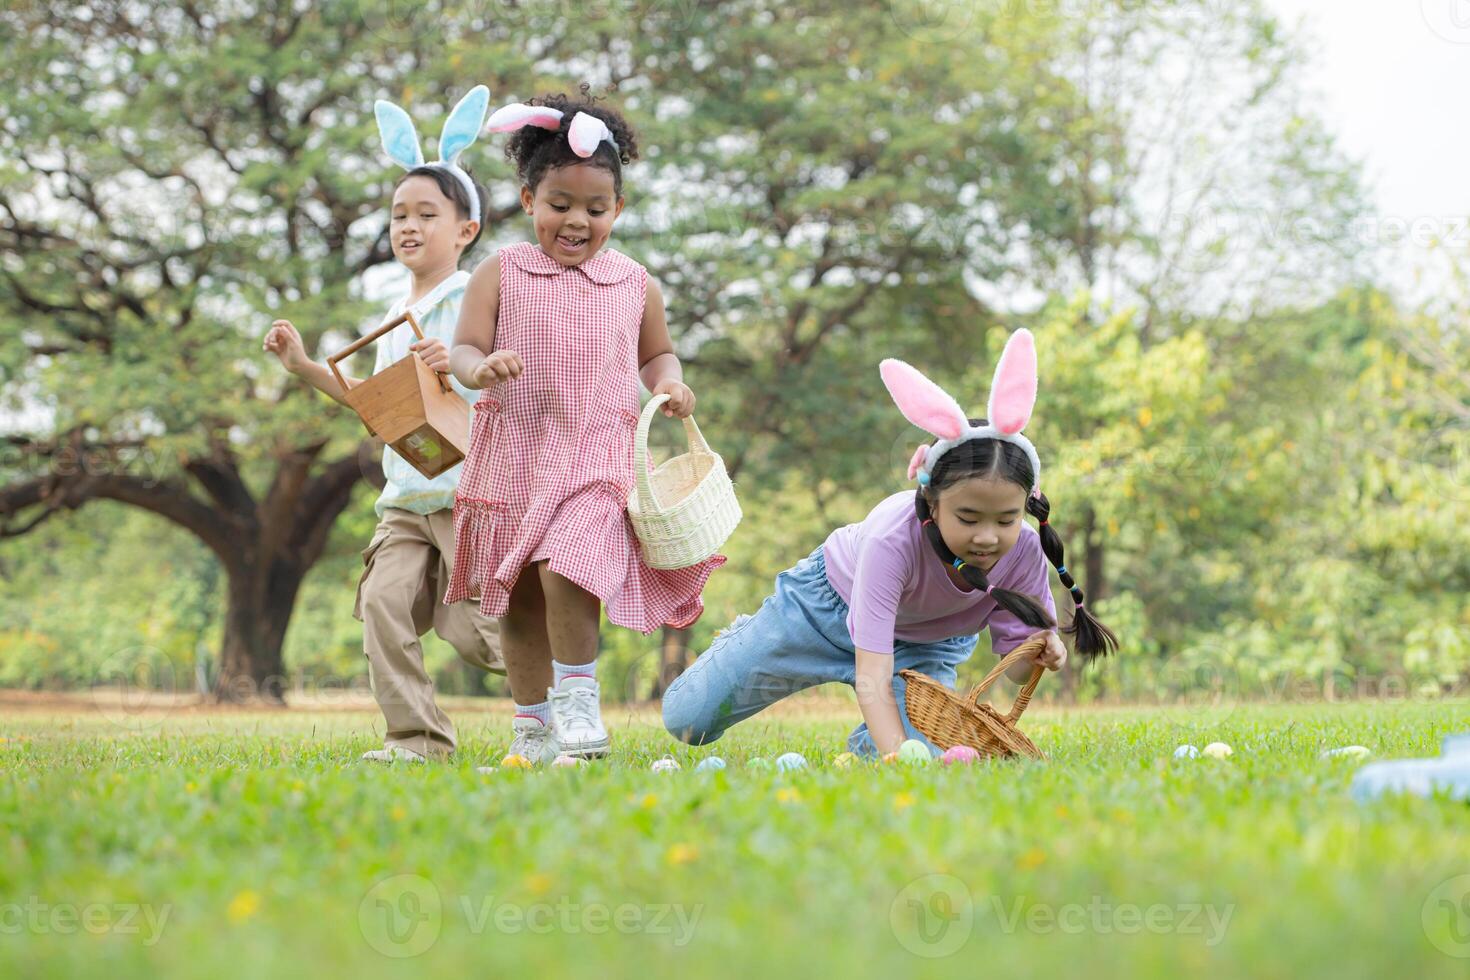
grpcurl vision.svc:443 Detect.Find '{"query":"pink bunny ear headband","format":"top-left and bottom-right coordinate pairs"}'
top-left (486, 102), bottom-right (620, 158)
top-left (880, 328), bottom-right (1043, 498)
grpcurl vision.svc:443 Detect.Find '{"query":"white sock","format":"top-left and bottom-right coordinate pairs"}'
top-left (514, 700), bottom-right (551, 726)
top-left (553, 659), bottom-right (597, 687)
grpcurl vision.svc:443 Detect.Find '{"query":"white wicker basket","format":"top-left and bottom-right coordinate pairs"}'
top-left (627, 394), bottom-right (741, 569)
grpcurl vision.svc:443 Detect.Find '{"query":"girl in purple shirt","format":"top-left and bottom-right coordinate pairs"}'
top-left (663, 329), bottom-right (1117, 757)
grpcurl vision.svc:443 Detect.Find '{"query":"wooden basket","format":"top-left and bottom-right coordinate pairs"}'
top-left (326, 311), bottom-right (469, 479)
top-left (627, 393), bottom-right (741, 569)
top-left (901, 632), bottom-right (1050, 761)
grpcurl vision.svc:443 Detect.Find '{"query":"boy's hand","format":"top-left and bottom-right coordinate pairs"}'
top-left (410, 338), bottom-right (450, 374)
top-left (472, 350), bottom-right (523, 388)
top-left (263, 319), bottom-right (309, 374)
top-left (652, 379), bottom-right (696, 418)
top-left (1035, 631), bottom-right (1068, 672)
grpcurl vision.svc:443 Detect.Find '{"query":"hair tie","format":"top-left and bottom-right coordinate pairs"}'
top-left (921, 518), bottom-right (935, 528)
top-left (1056, 565), bottom-right (1067, 577)
top-left (1039, 519), bottom-right (1049, 527)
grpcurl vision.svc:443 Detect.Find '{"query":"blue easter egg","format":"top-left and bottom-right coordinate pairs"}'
top-left (776, 752), bottom-right (807, 772)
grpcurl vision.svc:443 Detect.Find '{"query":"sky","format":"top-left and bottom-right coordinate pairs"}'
top-left (1264, 0), bottom-right (1470, 298)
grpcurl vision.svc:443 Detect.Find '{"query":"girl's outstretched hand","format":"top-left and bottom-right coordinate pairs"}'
top-left (263, 319), bottom-right (309, 374)
top-left (652, 379), bottom-right (696, 418)
top-left (472, 350), bottom-right (523, 388)
top-left (1035, 631), bottom-right (1068, 672)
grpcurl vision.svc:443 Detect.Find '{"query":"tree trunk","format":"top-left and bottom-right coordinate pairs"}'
top-left (1078, 503), bottom-right (1107, 700)
top-left (214, 555), bottom-right (306, 704)
top-left (1058, 502), bottom-right (1106, 703)
top-left (1083, 506), bottom-right (1107, 605)
top-left (650, 625), bottom-right (691, 700)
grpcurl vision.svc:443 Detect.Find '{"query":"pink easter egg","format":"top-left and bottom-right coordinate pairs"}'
top-left (941, 745), bottom-right (981, 766)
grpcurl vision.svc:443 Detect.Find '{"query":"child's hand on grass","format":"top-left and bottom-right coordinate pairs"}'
top-left (1036, 630), bottom-right (1067, 671)
top-left (472, 350), bottom-right (523, 387)
top-left (410, 338), bottom-right (451, 374)
top-left (263, 319), bottom-right (310, 374)
top-left (652, 379), bottom-right (696, 418)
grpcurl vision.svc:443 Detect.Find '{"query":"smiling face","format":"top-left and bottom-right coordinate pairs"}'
top-left (390, 174), bottom-right (477, 272)
top-left (926, 475), bottom-right (1029, 574)
top-left (520, 162), bottom-right (624, 265)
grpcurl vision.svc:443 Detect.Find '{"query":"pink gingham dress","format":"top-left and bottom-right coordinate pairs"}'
top-left (443, 241), bottom-right (724, 633)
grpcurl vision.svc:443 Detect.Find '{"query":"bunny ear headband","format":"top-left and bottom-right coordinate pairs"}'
top-left (375, 85), bottom-right (490, 221)
top-left (485, 101), bottom-right (620, 158)
top-left (880, 328), bottom-right (1043, 497)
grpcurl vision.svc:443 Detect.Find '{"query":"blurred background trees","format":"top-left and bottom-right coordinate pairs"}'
top-left (1, 0), bottom-right (1464, 703)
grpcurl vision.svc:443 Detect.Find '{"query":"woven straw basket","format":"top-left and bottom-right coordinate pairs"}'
top-left (627, 393), bottom-right (741, 569)
top-left (901, 632), bottom-right (1050, 761)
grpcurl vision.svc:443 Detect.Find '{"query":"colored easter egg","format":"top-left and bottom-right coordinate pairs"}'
top-left (694, 756), bottom-right (727, 772)
top-left (747, 757), bottom-right (774, 771)
top-left (552, 754), bottom-right (584, 768)
top-left (832, 752), bottom-right (859, 769)
top-left (940, 745), bottom-right (981, 766)
top-left (1320, 745), bottom-right (1371, 761)
top-left (1202, 742), bottom-right (1233, 759)
top-left (897, 739), bottom-right (932, 765)
top-left (1173, 744), bottom-right (1200, 759)
top-left (651, 756), bottom-right (682, 773)
top-left (500, 753), bottom-right (532, 769)
top-left (776, 752), bottom-right (807, 772)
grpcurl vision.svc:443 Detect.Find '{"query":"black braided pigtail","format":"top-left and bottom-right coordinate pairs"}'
top-left (915, 492), bottom-right (1054, 632)
top-left (1026, 491), bottom-right (1119, 660)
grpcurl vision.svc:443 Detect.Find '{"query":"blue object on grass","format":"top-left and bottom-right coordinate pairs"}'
top-left (1350, 733), bottom-right (1470, 803)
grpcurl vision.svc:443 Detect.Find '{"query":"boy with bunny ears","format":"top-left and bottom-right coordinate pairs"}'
top-left (263, 87), bottom-right (504, 763)
top-left (663, 329), bottom-right (1118, 757)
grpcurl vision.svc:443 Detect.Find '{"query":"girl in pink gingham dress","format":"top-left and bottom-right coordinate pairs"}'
top-left (446, 89), bottom-right (723, 767)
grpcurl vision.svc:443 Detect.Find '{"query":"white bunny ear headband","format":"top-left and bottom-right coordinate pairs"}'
top-left (880, 328), bottom-right (1043, 498)
top-left (375, 85), bottom-right (489, 221)
top-left (485, 101), bottom-right (620, 158)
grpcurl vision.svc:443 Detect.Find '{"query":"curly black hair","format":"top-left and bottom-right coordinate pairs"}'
top-left (504, 84), bottom-right (640, 198)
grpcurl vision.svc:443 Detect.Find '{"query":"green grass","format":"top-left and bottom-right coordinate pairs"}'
top-left (2, 698), bottom-right (1469, 979)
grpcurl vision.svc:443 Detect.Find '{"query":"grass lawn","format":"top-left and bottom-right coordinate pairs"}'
top-left (2, 694), bottom-right (1468, 978)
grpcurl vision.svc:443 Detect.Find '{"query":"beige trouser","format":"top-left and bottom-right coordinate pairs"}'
top-left (354, 507), bottom-right (504, 758)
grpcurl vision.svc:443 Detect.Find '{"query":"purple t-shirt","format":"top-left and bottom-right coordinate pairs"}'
top-left (822, 492), bottom-right (1056, 655)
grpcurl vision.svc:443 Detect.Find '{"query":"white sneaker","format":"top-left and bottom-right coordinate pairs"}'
top-left (361, 745), bottom-right (428, 764)
top-left (550, 676), bottom-right (610, 759)
top-left (476, 716), bottom-right (560, 772)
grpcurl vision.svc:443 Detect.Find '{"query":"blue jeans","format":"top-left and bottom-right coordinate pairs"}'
top-left (661, 546), bottom-right (977, 757)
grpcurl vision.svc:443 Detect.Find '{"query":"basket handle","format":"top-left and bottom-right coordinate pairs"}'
top-left (325, 311), bottom-right (452, 395)
top-left (963, 632), bottom-right (1049, 724)
top-left (634, 393), bottom-right (713, 513)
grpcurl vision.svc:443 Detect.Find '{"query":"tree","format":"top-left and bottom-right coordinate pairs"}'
top-left (0, 2), bottom-right (530, 699)
top-left (0, 0), bottom-right (1377, 700)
